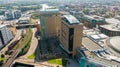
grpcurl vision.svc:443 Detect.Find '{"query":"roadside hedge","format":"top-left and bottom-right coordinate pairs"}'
top-left (21, 28), bottom-right (33, 55)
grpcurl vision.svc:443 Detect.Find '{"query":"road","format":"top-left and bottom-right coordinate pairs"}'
top-left (2, 29), bottom-right (30, 67)
top-left (19, 28), bottom-right (38, 58)
top-left (0, 29), bottom-right (22, 55)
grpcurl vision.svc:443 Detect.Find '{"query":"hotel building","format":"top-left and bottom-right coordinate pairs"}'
top-left (40, 4), bottom-right (61, 40)
top-left (60, 14), bottom-right (83, 57)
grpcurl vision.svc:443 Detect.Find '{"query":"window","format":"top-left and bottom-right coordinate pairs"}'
top-left (68, 28), bottom-right (74, 51)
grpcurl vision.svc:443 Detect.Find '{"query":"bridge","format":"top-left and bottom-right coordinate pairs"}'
top-left (15, 24), bottom-right (37, 29)
top-left (2, 49), bottom-right (21, 67)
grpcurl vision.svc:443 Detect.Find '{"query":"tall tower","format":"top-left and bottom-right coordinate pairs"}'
top-left (60, 15), bottom-right (83, 57)
top-left (40, 4), bottom-right (61, 40)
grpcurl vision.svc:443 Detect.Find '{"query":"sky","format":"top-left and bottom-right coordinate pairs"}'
top-left (0, 0), bottom-right (120, 4)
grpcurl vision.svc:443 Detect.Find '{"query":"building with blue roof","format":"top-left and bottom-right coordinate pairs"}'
top-left (63, 15), bottom-right (79, 24)
top-left (82, 15), bottom-right (106, 28)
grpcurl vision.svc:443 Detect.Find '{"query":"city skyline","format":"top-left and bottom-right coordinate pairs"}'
top-left (0, 1), bottom-right (120, 67)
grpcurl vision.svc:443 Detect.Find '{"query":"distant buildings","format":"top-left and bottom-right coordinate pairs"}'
top-left (82, 15), bottom-right (106, 28)
top-left (0, 15), bottom-right (5, 20)
top-left (5, 10), bottom-right (21, 20)
top-left (18, 17), bottom-right (30, 24)
top-left (0, 9), bottom-right (5, 15)
top-left (109, 6), bottom-right (120, 13)
top-left (0, 25), bottom-right (14, 49)
top-left (5, 11), bottom-right (14, 20)
top-left (40, 4), bottom-right (61, 40)
top-left (13, 10), bottom-right (21, 19)
top-left (60, 15), bottom-right (83, 57)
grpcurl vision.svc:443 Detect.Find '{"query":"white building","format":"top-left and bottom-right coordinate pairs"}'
top-left (0, 25), bottom-right (14, 48)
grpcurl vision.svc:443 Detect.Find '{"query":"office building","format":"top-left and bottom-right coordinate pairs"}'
top-left (13, 10), bottom-right (21, 19)
top-left (5, 11), bottom-right (14, 20)
top-left (0, 25), bottom-right (14, 46)
top-left (82, 15), bottom-right (106, 28)
top-left (60, 15), bottom-right (83, 57)
top-left (40, 4), bottom-right (61, 40)
top-left (36, 20), bottom-right (41, 34)
top-left (0, 38), bottom-right (3, 49)
top-left (5, 10), bottom-right (21, 20)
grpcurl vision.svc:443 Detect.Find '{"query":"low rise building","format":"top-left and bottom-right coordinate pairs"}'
top-left (18, 17), bottom-right (30, 24)
top-left (75, 30), bottom-right (120, 67)
top-left (82, 15), bottom-right (106, 28)
top-left (106, 18), bottom-right (120, 24)
top-left (99, 24), bottom-right (120, 36)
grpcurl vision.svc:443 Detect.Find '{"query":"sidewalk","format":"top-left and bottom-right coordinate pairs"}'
top-left (16, 58), bottom-right (62, 67)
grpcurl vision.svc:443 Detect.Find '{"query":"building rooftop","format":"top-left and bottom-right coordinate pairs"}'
top-left (83, 15), bottom-right (105, 22)
top-left (63, 15), bottom-right (79, 24)
top-left (0, 24), bottom-right (6, 28)
top-left (100, 24), bottom-right (120, 31)
top-left (77, 48), bottom-right (119, 67)
top-left (19, 17), bottom-right (30, 21)
top-left (81, 29), bottom-right (120, 66)
top-left (90, 34), bottom-right (108, 40)
top-left (107, 36), bottom-right (120, 53)
top-left (40, 4), bottom-right (59, 13)
top-left (81, 36), bottom-right (120, 66)
top-left (106, 18), bottom-right (120, 24)
top-left (82, 37), bottom-right (102, 51)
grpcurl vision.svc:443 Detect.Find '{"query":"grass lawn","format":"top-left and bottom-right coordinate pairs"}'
top-left (48, 58), bottom-right (62, 65)
top-left (27, 52), bottom-right (35, 59)
top-left (48, 58), bottom-right (68, 66)
top-left (0, 58), bottom-right (7, 61)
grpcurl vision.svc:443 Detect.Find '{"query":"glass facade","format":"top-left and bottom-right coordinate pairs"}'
top-left (80, 58), bottom-right (107, 67)
top-left (68, 28), bottom-right (74, 51)
top-left (41, 16), bottom-right (46, 40)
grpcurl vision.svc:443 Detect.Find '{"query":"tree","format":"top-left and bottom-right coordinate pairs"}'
top-left (1, 54), bottom-right (5, 58)
top-left (83, 8), bottom-right (89, 15)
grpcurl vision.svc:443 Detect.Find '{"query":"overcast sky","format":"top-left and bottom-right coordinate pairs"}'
top-left (0, 0), bottom-right (120, 4)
